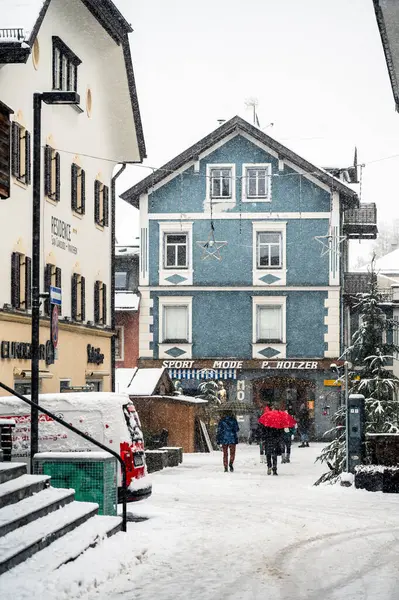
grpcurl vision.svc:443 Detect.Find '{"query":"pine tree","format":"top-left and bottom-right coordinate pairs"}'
top-left (315, 259), bottom-right (399, 485)
top-left (198, 380), bottom-right (220, 405)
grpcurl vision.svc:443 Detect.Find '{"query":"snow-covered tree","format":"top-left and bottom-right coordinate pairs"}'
top-left (315, 259), bottom-right (399, 485)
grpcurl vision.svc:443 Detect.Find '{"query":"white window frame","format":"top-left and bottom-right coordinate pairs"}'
top-left (164, 232), bottom-right (188, 269)
top-left (252, 296), bottom-right (287, 358)
top-left (158, 296), bottom-right (193, 358)
top-left (256, 231), bottom-right (282, 270)
top-left (242, 163), bottom-right (272, 202)
top-left (159, 222), bottom-right (193, 286)
top-left (206, 164), bottom-right (236, 204)
top-left (252, 222), bottom-right (287, 286)
top-left (60, 379), bottom-right (72, 392)
top-left (115, 325), bottom-right (125, 361)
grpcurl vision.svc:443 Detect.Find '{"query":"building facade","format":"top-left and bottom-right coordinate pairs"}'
top-left (115, 245), bottom-right (140, 369)
top-left (0, 0), bottom-right (145, 395)
top-left (121, 116), bottom-right (376, 438)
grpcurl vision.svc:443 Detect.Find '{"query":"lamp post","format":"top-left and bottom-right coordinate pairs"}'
top-left (31, 91), bottom-right (80, 472)
top-left (344, 360), bottom-right (349, 473)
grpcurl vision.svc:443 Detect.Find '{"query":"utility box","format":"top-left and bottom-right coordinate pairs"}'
top-left (348, 394), bottom-right (365, 472)
top-left (34, 451), bottom-right (117, 516)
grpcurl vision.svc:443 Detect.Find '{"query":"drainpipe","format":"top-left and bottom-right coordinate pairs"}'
top-left (111, 163), bottom-right (127, 392)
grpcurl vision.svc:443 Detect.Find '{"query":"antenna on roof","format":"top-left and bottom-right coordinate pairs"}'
top-left (245, 97), bottom-right (260, 128)
top-left (217, 119), bottom-right (226, 126)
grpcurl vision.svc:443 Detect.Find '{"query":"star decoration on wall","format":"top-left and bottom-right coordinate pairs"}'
top-left (315, 227), bottom-right (346, 257)
top-left (197, 225), bottom-right (228, 261)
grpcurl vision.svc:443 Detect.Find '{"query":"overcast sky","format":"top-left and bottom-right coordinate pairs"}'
top-left (114, 0), bottom-right (399, 263)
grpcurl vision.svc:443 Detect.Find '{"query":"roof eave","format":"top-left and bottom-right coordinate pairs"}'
top-left (372, 0), bottom-right (399, 113)
top-left (121, 36), bottom-right (146, 162)
top-left (121, 116), bottom-right (358, 208)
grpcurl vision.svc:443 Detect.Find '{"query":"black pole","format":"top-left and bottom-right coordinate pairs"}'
top-left (31, 93), bottom-right (42, 472)
top-left (110, 163), bottom-right (126, 392)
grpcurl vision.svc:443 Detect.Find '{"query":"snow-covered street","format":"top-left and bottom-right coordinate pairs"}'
top-left (3, 443), bottom-right (399, 600)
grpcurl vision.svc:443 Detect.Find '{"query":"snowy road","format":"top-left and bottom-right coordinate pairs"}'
top-left (4, 444), bottom-right (399, 599)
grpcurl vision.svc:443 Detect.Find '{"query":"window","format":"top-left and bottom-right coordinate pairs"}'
top-left (52, 37), bottom-right (81, 92)
top-left (71, 273), bottom-right (85, 322)
top-left (60, 380), bottom-right (71, 392)
top-left (44, 145), bottom-right (60, 202)
top-left (94, 280), bottom-right (107, 325)
top-left (163, 305), bottom-right (189, 343)
top-left (115, 326), bottom-right (124, 361)
top-left (71, 163), bottom-right (85, 214)
top-left (0, 103), bottom-right (12, 199)
top-left (164, 233), bottom-right (188, 268)
top-left (115, 271), bottom-right (127, 290)
top-left (243, 164), bottom-right (271, 200)
top-left (11, 252), bottom-right (31, 311)
top-left (94, 180), bottom-right (109, 227)
top-left (257, 305), bottom-right (282, 342)
top-left (43, 264), bottom-right (61, 316)
top-left (257, 232), bottom-right (282, 269)
top-left (11, 122), bottom-right (31, 185)
top-left (87, 380), bottom-right (102, 392)
top-left (210, 167), bottom-right (232, 198)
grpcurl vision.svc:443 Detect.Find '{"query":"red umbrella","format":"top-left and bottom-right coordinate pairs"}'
top-left (258, 408), bottom-right (297, 429)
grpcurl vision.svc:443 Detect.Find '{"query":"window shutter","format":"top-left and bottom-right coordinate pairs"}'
top-left (44, 146), bottom-right (52, 196)
top-left (81, 275), bottom-right (86, 322)
top-left (55, 152), bottom-right (60, 202)
top-left (71, 273), bottom-right (78, 320)
top-left (102, 283), bottom-right (107, 325)
top-left (0, 108), bottom-right (11, 200)
top-left (25, 256), bottom-right (32, 311)
top-left (25, 131), bottom-right (31, 185)
top-left (94, 280), bottom-right (100, 323)
top-left (44, 264), bottom-right (52, 316)
top-left (103, 185), bottom-right (109, 227)
top-left (11, 252), bottom-right (20, 308)
top-left (71, 163), bottom-right (78, 211)
top-left (94, 180), bottom-right (100, 225)
top-left (11, 122), bottom-right (20, 177)
top-left (80, 169), bottom-right (86, 214)
top-left (55, 267), bottom-right (62, 315)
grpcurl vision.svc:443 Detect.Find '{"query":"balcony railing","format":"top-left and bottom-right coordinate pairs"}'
top-left (343, 203), bottom-right (378, 240)
top-left (0, 28), bottom-right (25, 41)
top-left (343, 273), bottom-right (395, 303)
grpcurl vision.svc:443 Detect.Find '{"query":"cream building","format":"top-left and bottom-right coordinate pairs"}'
top-left (0, 0), bottom-right (146, 394)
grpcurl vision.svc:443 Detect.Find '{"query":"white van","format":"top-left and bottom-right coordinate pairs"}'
top-left (0, 392), bottom-right (151, 502)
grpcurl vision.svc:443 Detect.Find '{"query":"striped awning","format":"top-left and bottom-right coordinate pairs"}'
top-left (168, 368), bottom-right (237, 380)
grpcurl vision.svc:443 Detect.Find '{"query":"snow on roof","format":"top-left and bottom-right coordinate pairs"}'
top-left (356, 248), bottom-right (399, 274)
top-left (115, 368), bottom-right (137, 393)
top-left (153, 394), bottom-right (208, 405)
top-left (127, 368), bottom-right (165, 396)
top-left (115, 246), bottom-right (139, 257)
top-left (0, 0), bottom-right (47, 42)
top-left (115, 292), bottom-right (139, 311)
top-left (0, 392), bottom-right (132, 412)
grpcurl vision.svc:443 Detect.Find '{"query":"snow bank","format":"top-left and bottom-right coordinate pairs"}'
top-left (128, 473), bottom-right (152, 492)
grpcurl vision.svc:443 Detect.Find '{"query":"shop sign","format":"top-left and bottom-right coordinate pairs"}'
top-left (161, 359), bottom-right (320, 370)
top-left (0, 340), bottom-right (54, 365)
top-left (51, 216), bottom-right (78, 255)
top-left (324, 380), bottom-right (341, 387)
top-left (87, 344), bottom-right (104, 365)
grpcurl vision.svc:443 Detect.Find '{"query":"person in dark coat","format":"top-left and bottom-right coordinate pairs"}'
top-left (216, 410), bottom-right (239, 472)
top-left (298, 402), bottom-right (310, 447)
top-left (258, 413), bottom-right (283, 475)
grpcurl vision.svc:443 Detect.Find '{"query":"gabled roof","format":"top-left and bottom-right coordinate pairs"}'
top-left (0, 0), bottom-right (146, 160)
top-left (373, 0), bottom-right (399, 112)
top-left (128, 368), bottom-right (172, 396)
top-left (121, 115), bottom-right (359, 208)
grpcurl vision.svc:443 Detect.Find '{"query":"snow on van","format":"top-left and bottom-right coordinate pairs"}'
top-left (0, 392), bottom-right (151, 501)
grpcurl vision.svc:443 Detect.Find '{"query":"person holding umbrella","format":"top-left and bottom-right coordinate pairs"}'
top-left (258, 405), bottom-right (297, 475)
top-left (216, 409), bottom-right (239, 472)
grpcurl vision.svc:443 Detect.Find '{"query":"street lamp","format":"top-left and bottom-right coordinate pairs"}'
top-left (31, 91), bottom-right (80, 471)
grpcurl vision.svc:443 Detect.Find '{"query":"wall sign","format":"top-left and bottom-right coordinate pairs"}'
top-left (1, 340), bottom-right (54, 365)
top-left (51, 216), bottom-right (78, 255)
top-left (87, 344), bottom-right (104, 365)
top-left (161, 359), bottom-right (321, 370)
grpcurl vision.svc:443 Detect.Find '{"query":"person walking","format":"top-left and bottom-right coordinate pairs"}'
top-left (216, 410), bottom-right (239, 472)
top-left (298, 402), bottom-right (310, 447)
top-left (281, 425), bottom-right (296, 463)
top-left (258, 407), bottom-right (283, 476)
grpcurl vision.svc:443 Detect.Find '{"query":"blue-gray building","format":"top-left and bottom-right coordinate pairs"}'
top-left (121, 117), bottom-right (377, 438)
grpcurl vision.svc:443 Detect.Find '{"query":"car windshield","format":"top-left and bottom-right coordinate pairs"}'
top-left (122, 403), bottom-right (144, 443)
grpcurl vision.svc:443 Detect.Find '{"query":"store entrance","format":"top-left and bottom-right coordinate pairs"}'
top-left (253, 376), bottom-right (316, 424)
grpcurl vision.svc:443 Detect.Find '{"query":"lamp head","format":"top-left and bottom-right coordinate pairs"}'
top-left (42, 91), bottom-right (80, 105)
